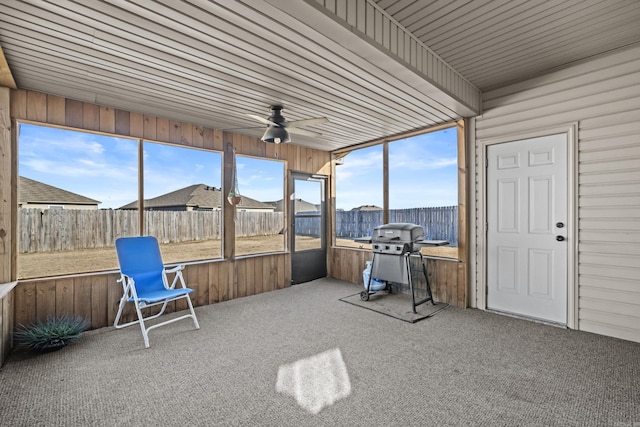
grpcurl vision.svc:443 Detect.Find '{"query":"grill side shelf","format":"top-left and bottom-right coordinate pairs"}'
top-left (354, 237), bottom-right (372, 244)
top-left (416, 240), bottom-right (450, 247)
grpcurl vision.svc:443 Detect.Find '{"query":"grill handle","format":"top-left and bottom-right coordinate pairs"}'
top-left (373, 236), bottom-right (401, 243)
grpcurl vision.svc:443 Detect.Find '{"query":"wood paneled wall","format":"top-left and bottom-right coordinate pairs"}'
top-left (14, 254), bottom-right (289, 329)
top-left (0, 283), bottom-right (14, 365)
top-left (4, 89), bottom-right (329, 342)
top-left (1, 88), bottom-right (467, 367)
top-left (10, 89), bottom-right (332, 172)
top-left (330, 247), bottom-right (467, 307)
top-left (0, 87), bottom-right (13, 365)
top-left (0, 88), bottom-right (10, 283)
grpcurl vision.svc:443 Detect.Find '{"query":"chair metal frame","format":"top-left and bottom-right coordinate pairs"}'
top-left (114, 236), bottom-right (200, 348)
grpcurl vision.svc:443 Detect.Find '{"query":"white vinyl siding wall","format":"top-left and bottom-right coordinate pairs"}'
top-left (474, 44), bottom-right (640, 343)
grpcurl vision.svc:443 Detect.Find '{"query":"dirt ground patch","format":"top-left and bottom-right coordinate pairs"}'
top-left (18, 236), bottom-right (284, 279)
top-left (18, 236), bottom-right (457, 279)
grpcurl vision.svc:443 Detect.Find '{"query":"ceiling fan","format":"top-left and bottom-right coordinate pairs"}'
top-left (248, 105), bottom-right (329, 144)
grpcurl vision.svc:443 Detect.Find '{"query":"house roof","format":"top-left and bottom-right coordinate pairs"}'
top-left (268, 199), bottom-right (319, 213)
top-left (119, 184), bottom-right (273, 210)
top-left (351, 205), bottom-right (383, 211)
top-left (18, 176), bottom-right (100, 206)
top-left (2, 1), bottom-right (638, 151)
top-left (293, 199), bottom-right (319, 213)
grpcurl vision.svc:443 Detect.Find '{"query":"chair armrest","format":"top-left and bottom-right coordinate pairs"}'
top-left (164, 264), bottom-right (187, 290)
top-left (164, 264), bottom-right (185, 274)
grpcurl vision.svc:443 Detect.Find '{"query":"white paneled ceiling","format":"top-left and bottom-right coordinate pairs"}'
top-left (375, 0), bottom-right (640, 90)
top-left (1, 0), bottom-right (639, 151)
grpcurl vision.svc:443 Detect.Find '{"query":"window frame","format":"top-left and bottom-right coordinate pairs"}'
top-left (141, 138), bottom-right (224, 264)
top-left (16, 121), bottom-right (142, 278)
top-left (15, 121), bottom-right (235, 279)
top-left (232, 153), bottom-right (286, 257)
top-left (332, 121), bottom-right (466, 262)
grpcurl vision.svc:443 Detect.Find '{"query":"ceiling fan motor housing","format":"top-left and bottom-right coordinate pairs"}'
top-left (268, 105), bottom-right (286, 125)
top-left (252, 105), bottom-right (327, 143)
top-left (262, 106), bottom-right (290, 143)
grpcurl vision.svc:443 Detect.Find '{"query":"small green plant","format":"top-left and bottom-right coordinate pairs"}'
top-left (14, 315), bottom-right (90, 352)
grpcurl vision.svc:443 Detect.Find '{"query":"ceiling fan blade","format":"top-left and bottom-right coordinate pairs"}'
top-left (221, 126), bottom-right (265, 131)
top-left (247, 114), bottom-right (279, 127)
top-left (287, 127), bottom-right (323, 137)
top-left (283, 117), bottom-right (329, 128)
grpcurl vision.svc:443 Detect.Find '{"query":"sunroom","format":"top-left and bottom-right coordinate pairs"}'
top-left (1, 0), bottom-right (639, 370)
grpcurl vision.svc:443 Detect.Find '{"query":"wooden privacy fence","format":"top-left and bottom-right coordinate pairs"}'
top-left (294, 211), bottom-right (322, 237)
top-left (234, 211), bottom-right (283, 238)
top-left (336, 206), bottom-right (458, 246)
top-left (18, 209), bottom-right (283, 253)
top-left (19, 206), bottom-right (456, 252)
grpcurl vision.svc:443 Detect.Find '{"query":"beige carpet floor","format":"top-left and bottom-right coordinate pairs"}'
top-left (1, 278), bottom-right (639, 426)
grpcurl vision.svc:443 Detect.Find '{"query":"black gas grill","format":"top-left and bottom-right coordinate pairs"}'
top-left (359, 223), bottom-right (449, 313)
top-left (372, 222), bottom-right (425, 255)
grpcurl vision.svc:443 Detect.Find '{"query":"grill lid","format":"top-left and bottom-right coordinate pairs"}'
top-left (354, 223), bottom-right (450, 255)
top-left (371, 223), bottom-right (425, 255)
top-left (372, 223), bottom-right (425, 243)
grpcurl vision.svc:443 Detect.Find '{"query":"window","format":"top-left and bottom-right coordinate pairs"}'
top-left (293, 178), bottom-right (323, 251)
top-left (389, 127), bottom-right (458, 258)
top-left (335, 126), bottom-right (459, 259)
top-left (141, 141), bottom-right (223, 264)
top-left (335, 144), bottom-right (383, 249)
top-left (234, 155), bottom-right (285, 256)
top-left (18, 123), bottom-right (139, 278)
top-left (17, 124), bottom-right (226, 279)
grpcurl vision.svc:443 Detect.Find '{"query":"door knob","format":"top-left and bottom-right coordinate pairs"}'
top-left (556, 235), bottom-right (565, 241)
top-left (556, 222), bottom-right (564, 228)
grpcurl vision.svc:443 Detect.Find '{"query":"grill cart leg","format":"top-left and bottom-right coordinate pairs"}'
top-left (420, 252), bottom-right (435, 306)
top-left (409, 252), bottom-right (435, 313)
top-left (407, 254), bottom-right (418, 313)
top-left (360, 288), bottom-right (370, 301)
top-left (360, 254), bottom-right (376, 301)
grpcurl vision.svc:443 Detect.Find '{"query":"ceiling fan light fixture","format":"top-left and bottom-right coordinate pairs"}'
top-left (261, 125), bottom-right (291, 144)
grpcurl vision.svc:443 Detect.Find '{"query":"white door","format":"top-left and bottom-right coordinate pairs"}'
top-left (487, 134), bottom-right (568, 324)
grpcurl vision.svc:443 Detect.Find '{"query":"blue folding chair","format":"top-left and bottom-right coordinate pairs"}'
top-left (114, 236), bottom-right (200, 348)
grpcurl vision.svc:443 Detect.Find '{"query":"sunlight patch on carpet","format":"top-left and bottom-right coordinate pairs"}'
top-left (276, 348), bottom-right (351, 414)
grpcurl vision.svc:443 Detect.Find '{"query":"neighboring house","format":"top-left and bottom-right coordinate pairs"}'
top-left (119, 184), bottom-right (275, 212)
top-left (351, 205), bottom-right (382, 212)
top-left (268, 198), bottom-right (319, 213)
top-left (18, 176), bottom-right (100, 210)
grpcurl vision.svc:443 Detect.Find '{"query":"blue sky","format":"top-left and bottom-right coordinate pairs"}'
top-left (18, 123), bottom-right (457, 210)
top-left (19, 124), bottom-right (140, 209)
top-left (336, 127), bottom-right (458, 209)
